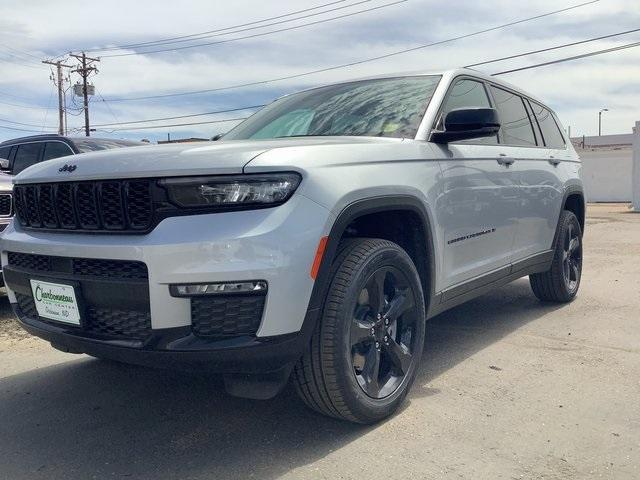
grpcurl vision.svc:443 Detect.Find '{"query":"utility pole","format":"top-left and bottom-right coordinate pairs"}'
top-left (70, 52), bottom-right (100, 136)
top-left (42, 59), bottom-right (72, 135)
top-left (598, 108), bottom-right (609, 136)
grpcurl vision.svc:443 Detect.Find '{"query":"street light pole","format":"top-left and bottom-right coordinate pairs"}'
top-left (598, 108), bottom-right (609, 136)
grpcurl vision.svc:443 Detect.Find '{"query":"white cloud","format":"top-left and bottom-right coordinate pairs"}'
top-left (0, 0), bottom-right (638, 142)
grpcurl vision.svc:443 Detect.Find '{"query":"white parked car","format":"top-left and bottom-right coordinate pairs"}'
top-left (1, 69), bottom-right (584, 423)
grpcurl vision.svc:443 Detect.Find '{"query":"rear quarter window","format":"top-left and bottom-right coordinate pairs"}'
top-left (530, 102), bottom-right (566, 149)
top-left (489, 86), bottom-right (537, 147)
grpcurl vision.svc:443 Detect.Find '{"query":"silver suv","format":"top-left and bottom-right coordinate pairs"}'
top-left (1, 69), bottom-right (584, 423)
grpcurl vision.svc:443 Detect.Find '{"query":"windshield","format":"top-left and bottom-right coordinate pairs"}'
top-left (73, 138), bottom-right (144, 153)
top-left (224, 76), bottom-right (441, 141)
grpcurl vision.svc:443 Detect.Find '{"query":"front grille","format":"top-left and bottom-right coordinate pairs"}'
top-left (7, 252), bottom-right (148, 280)
top-left (191, 294), bottom-right (265, 338)
top-left (15, 293), bottom-right (151, 339)
top-left (0, 193), bottom-right (12, 216)
top-left (14, 180), bottom-right (153, 233)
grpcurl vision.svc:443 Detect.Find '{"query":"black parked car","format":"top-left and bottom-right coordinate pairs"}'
top-left (0, 134), bottom-right (145, 176)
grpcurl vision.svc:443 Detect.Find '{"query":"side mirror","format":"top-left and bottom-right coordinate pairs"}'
top-left (0, 158), bottom-right (9, 170)
top-left (430, 108), bottom-right (500, 144)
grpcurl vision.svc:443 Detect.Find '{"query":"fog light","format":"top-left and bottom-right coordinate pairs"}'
top-left (170, 281), bottom-right (267, 297)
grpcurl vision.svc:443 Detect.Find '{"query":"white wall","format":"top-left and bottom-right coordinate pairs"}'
top-left (579, 148), bottom-right (633, 202)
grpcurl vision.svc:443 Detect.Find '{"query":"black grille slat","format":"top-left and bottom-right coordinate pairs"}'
top-left (7, 252), bottom-right (52, 272)
top-left (55, 183), bottom-right (77, 228)
top-left (72, 258), bottom-right (148, 279)
top-left (85, 308), bottom-right (151, 338)
top-left (15, 293), bottom-right (151, 339)
top-left (191, 295), bottom-right (265, 338)
top-left (14, 188), bottom-right (29, 225)
top-left (25, 186), bottom-right (42, 227)
top-left (0, 193), bottom-right (12, 216)
top-left (100, 182), bottom-right (126, 230)
top-left (125, 181), bottom-right (152, 230)
top-left (76, 183), bottom-right (100, 229)
top-left (7, 252), bottom-right (148, 280)
top-left (39, 185), bottom-right (58, 228)
top-left (14, 179), bottom-right (155, 234)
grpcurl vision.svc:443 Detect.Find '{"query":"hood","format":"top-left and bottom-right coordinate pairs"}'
top-left (14, 137), bottom-right (398, 184)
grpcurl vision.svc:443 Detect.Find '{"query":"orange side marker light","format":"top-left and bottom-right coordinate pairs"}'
top-left (310, 236), bottom-right (329, 280)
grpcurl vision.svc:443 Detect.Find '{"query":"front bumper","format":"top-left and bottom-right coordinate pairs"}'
top-left (1, 193), bottom-right (332, 373)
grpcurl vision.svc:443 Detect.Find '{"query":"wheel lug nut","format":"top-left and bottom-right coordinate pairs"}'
top-left (377, 313), bottom-right (382, 319)
top-left (370, 328), bottom-right (375, 335)
top-left (384, 335), bottom-right (388, 343)
top-left (384, 318), bottom-right (389, 325)
top-left (375, 342), bottom-right (380, 349)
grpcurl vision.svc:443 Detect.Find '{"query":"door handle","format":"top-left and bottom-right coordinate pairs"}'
top-left (497, 155), bottom-right (515, 166)
top-left (548, 156), bottom-right (561, 166)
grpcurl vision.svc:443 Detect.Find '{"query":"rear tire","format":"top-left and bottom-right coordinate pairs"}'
top-left (530, 210), bottom-right (583, 303)
top-left (293, 238), bottom-right (426, 424)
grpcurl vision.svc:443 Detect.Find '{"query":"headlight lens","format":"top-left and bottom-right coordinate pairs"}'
top-left (160, 173), bottom-right (301, 209)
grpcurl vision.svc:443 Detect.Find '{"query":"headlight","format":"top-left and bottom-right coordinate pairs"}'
top-left (160, 173), bottom-right (301, 209)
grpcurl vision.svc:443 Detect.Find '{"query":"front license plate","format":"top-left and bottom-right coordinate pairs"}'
top-left (30, 279), bottom-right (81, 326)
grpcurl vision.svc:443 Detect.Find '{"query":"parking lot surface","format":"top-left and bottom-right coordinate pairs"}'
top-left (0, 204), bottom-right (638, 479)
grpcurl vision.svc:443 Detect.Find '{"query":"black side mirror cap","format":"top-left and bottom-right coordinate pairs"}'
top-left (430, 107), bottom-right (501, 144)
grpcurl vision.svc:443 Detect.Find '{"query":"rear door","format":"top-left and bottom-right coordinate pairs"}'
top-left (488, 84), bottom-right (564, 260)
top-left (434, 78), bottom-right (520, 289)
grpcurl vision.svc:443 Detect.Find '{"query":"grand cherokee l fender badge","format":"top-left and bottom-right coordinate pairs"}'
top-left (448, 228), bottom-right (496, 245)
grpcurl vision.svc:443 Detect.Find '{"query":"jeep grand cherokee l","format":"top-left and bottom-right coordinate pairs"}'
top-left (1, 69), bottom-right (584, 423)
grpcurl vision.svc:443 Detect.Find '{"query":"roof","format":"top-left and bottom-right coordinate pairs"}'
top-left (0, 134), bottom-right (65, 146)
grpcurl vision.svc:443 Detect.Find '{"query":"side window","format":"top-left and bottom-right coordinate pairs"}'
top-left (489, 86), bottom-right (537, 147)
top-left (0, 146), bottom-right (11, 160)
top-left (13, 143), bottom-right (43, 175)
top-left (530, 102), bottom-right (566, 149)
top-left (43, 141), bottom-right (74, 161)
top-left (439, 79), bottom-right (498, 145)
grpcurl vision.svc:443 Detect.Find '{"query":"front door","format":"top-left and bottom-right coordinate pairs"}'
top-left (434, 78), bottom-right (520, 289)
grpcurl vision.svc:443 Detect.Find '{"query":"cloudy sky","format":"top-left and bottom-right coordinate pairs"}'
top-left (0, 0), bottom-right (638, 143)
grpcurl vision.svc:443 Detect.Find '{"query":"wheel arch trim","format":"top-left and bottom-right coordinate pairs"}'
top-left (306, 195), bottom-right (437, 314)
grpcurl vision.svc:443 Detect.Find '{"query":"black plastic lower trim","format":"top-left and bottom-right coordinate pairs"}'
top-left (429, 250), bottom-right (553, 317)
top-left (12, 303), bottom-right (318, 376)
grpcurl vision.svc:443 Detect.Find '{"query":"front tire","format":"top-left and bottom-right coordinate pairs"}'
top-left (294, 238), bottom-right (426, 424)
top-left (530, 210), bottom-right (583, 303)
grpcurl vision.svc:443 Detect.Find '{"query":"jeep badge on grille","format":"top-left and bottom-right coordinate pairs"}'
top-left (58, 164), bottom-right (77, 173)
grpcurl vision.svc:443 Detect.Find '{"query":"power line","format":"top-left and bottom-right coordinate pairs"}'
top-left (0, 124), bottom-right (51, 133)
top-left (101, 0), bottom-right (407, 58)
top-left (108, 117), bottom-right (248, 131)
top-left (92, 104), bottom-right (266, 127)
top-left (108, 37), bottom-right (639, 133)
top-left (467, 27), bottom-right (640, 68)
top-left (0, 117), bottom-right (57, 128)
top-left (105, 0), bottom-right (601, 101)
top-left (88, 0), bottom-right (367, 52)
top-left (0, 97), bottom-right (49, 109)
top-left (493, 40), bottom-right (640, 75)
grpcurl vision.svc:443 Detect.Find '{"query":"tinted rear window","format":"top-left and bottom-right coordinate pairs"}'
top-left (490, 86), bottom-right (537, 147)
top-left (530, 102), bottom-right (566, 149)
